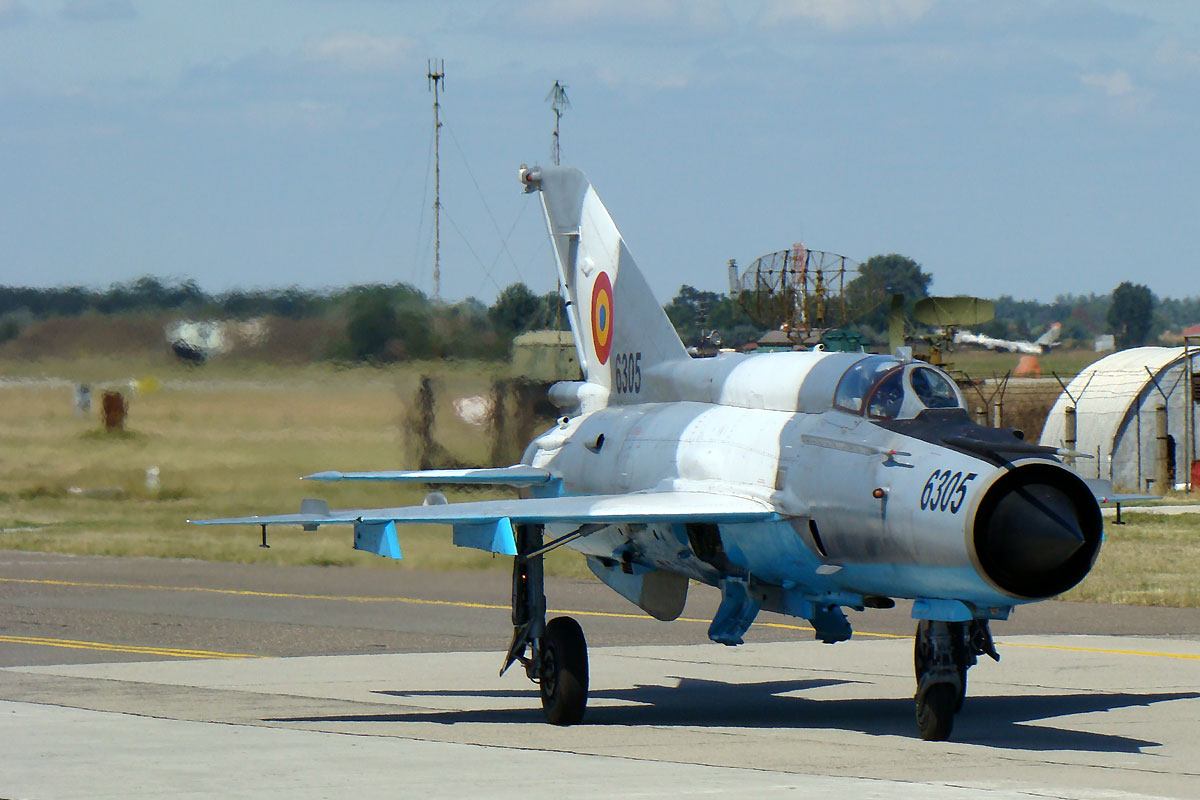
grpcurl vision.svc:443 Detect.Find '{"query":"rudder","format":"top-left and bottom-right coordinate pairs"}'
top-left (521, 165), bottom-right (688, 402)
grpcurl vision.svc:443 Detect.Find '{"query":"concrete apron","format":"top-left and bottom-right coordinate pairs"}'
top-left (2, 635), bottom-right (1199, 799)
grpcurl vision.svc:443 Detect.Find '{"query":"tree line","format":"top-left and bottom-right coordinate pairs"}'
top-left (1, 265), bottom-right (1194, 360)
top-left (665, 255), bottom-right (1190, 351)
top-left (0, 276), bottom-right (568, 361)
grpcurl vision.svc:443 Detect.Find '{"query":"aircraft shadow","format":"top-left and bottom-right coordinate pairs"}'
top-left (265, 675), bottom-right (1198, 752)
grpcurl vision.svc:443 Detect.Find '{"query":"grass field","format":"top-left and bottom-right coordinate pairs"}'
top-left (2, 352), bottom-right (1197, 604)
top-left (944, 347), bottom-right (1104, 381)
top-left (1064, 512), bottom-right (1200, 607)
top-left (0, 356), bottom-right (592, 579)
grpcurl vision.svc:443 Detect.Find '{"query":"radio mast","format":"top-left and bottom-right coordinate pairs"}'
top-left (427, 59), bottom-right (445, 299)
top-left (546, 81), bottom-right (570, 166)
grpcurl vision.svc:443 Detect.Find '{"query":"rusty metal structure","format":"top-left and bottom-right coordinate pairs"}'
top-left (732, 243), bottom-right (865, 339)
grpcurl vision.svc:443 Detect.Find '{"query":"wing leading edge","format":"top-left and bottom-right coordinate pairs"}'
top-left (191, 490), bottom-right (776, 528)
top-left (302, 465), bottom-right (552, 487)
top-left (190, 491), bottom-right (778, 559)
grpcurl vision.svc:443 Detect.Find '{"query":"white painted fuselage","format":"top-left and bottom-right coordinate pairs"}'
top-left (526, 349), bottom-right (1090, 618)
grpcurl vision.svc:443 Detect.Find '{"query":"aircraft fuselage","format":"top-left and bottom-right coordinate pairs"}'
top-left (528, 349), bottom-right (1101, 628)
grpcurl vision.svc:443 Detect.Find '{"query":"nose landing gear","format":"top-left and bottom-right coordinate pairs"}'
top-left (913, 619), bottom-right (998, 740)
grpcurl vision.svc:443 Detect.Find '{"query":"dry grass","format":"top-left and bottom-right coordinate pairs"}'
top-left (1064, 512), bottom-right (1200, 606)
top-left (0, 357), bottom-right (590, 578)
top-left (946, 347), bottom-right (1104, 381)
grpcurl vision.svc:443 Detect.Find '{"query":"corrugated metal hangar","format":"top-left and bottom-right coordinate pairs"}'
top-left (1040, 347), bottom-right (1199, 493)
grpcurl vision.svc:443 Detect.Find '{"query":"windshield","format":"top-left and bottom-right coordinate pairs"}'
top-left (834, 356), bottom-right (902, 414)
top-left (910, 366), bottom-right (959, 409)
top-left (867, 370), bottom-right (905, 418)
top-left (835, 358), bottom-right (964, 419)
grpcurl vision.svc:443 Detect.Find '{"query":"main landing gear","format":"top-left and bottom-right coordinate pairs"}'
top-left (913, 619), bottom-right (999, 740)
top-left (502, 523), bottom-right (589, 725)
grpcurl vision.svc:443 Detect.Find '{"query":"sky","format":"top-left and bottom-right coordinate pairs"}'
top-left (1, 0), bottom-right (1198, 306)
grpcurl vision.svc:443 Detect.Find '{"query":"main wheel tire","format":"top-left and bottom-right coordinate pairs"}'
top-left (539, 616), bottom-right (589, 726)
top-left (916, 682), bottom-right (956, 741)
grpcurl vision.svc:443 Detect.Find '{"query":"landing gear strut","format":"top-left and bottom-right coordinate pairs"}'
top-left (913, 619), bottom-right (998, 741)
top-left (502, 523), bottom-right (589, 725)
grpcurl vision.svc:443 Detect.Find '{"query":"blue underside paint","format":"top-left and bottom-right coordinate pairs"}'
top-left (712, 520), bottom-right (1026, 610)
top-left (911, 598), bottom-right (974, 622)
top-left (453, 518), bottom-right (518, 555)
top-left (353, 521), bottom-right (402, 559)
top-left (911, 598), bottom-right (1013, 622)
top-left (708, 577), bottom-right (761, 646)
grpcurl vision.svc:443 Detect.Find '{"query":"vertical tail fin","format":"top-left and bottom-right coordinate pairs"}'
top-left (1035, 322), bottom-right (1062, 348)
top-left (521, 166), bottom-right (688, 401)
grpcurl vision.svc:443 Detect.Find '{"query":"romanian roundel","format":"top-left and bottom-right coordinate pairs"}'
top-left (590, 271), bottom-right (614, 366)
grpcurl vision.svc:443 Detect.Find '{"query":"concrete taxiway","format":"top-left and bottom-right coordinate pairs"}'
top-left (2, 551), bottom-right (1199, 798)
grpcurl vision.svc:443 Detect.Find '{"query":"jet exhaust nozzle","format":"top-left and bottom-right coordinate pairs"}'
top-left (972, 464), bottom-right (1102, 599)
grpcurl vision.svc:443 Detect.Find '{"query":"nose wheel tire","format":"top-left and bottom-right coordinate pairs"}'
top-left (916, 682), bottom-right (957, 741)
top-left (539, 616), bottom-right (589, 725)
top-left (915, 620), bottom-right (969, 712)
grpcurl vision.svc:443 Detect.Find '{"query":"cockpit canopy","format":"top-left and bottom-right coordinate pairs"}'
top-left (833, 355), bottom-right (964, 420)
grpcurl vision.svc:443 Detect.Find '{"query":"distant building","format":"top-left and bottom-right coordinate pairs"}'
top-left (510, 330), bottom-right (581, 382)
top-left (756, 330), bottom-right (794, 352)
top-left (1040, 347), bottom-right (1199, 492)
top-left (1093, 334), bottom-right (1115, 352)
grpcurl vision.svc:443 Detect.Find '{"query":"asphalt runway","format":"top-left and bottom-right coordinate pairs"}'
top-left (2, 550), bottom-right (1199, 798)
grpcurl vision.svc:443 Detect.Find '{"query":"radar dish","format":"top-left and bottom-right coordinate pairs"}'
top-left (732, 243), bottom-right (863, 336)
top-left (913, 296), bottom-right (994, 327)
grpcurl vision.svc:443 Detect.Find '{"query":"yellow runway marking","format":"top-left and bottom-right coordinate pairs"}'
top-left (0, 634), bottom-right (259, 659)
top-left (2, 577), bottom-right (511, 610)
top-left (999, 641), bottom-right (1200, 661)
top-left (4, 577), bottom-right (1198, 661)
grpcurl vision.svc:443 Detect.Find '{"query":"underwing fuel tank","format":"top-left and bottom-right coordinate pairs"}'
top-left (969, 462), bottom-right (1102, 600)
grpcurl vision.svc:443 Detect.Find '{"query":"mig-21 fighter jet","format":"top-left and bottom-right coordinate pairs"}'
top-left (194, 165), bottom-right (1103, 741)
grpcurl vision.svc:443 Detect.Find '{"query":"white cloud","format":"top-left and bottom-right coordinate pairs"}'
top-left (1078, 68), bottom-right (1153, 115)
top-left (506, 0), bottom-right (731, 35)
top-left (0, 0), bottom-right (29, 26)
top-left (302, 33), bottom-right (416, 73)
top-left (61, 0), bottom-right (136, 22)
top-left (761, 0), bottom-right (933, 30)
top-left (1154, 37), bottom-right (1200, 74)
top-left (1080, 69), bottom-right (1135, 97)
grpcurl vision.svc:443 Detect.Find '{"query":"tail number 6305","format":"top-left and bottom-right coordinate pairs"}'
top-left (919, 469), bottom-right (978, 513)
top-left (613, 351), bottom-right (642, 394)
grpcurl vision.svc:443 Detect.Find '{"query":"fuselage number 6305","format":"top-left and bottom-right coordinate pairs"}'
top-left (920, 469), bottom-right (978, 514)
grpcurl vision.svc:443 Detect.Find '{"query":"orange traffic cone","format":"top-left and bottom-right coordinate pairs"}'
top-left (1014, 355), bottom-right (1041, 378)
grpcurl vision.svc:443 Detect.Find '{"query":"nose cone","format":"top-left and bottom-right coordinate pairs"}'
top-left (973, 465), bottom-right (1102, 599)
top-left (986, 483), bottom-right (1085, 573)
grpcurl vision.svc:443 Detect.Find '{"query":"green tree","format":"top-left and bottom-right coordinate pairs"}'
top-left (845, 254), bottom-right (933, 333)
top-left (488, 283), bottom-right (548, 339)
top-left (538, 290), bottom-right (570, 330)
top-left (664, 285), bottom-right (719, 344)
top-left (1107, 281), bottom-right (1155, 348)
top-left (663, 285), bottom-right (762, 348)
top-left (431, 298), bottom-right (504, 360)
top-left (344, 291), bottom-right (399, 361)
top-left (339, 283), bottom-right (433, 361)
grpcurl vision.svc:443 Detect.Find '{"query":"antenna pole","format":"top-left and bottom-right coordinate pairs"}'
top-left (428, 59), bottom-right (445, 299)
top-left (546, 81), bottom-right (570, 166)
